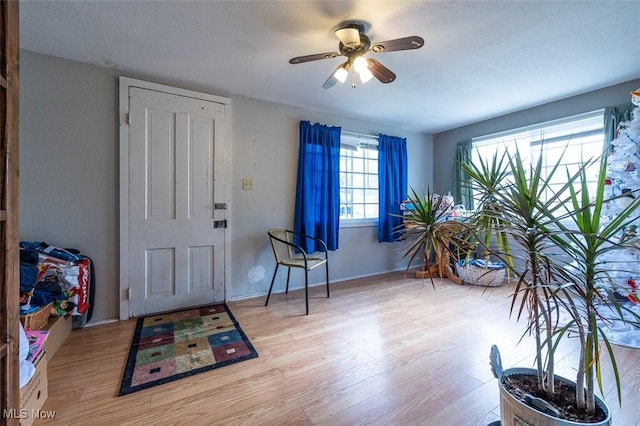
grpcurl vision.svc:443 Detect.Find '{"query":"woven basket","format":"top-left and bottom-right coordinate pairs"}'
top-left (455, 261), bottom-right (506, 287)
top-left (20, 302), bottom-right (53, 330)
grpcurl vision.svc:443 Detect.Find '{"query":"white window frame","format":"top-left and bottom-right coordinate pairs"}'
top-left (339, 132), bottom-right (379, 228)
top-left (470, 109), bottom-right (606, 210)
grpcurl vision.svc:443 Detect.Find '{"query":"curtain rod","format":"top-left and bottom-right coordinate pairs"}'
top-left (341, 130), bottom-right (378, 141)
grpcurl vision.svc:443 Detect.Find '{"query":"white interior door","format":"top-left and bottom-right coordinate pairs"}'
top-left (125, 84), bottom-right (228, 317)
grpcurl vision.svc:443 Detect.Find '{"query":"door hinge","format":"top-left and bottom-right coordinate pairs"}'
top-left (127, 287), bottom-right (132, 299)
top-left (213, 220), bottom-right (227, 229)
top-left (126, 113), bottom-right (131, 125)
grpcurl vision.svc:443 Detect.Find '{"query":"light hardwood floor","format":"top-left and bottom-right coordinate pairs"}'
top-left (41, 272), bottom-right (639, 425)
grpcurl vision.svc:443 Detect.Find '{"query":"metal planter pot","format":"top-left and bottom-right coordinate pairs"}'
top-left (498, 367), bottom-right (611, 426)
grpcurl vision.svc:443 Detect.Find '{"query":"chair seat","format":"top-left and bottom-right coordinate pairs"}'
top-left (280, 256), bottom-right (326, 270)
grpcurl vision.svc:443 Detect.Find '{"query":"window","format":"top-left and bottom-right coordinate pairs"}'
top-left (470, 110), bottom-right (605, 207)
top-left (339, 133), bottom-right (379, 223)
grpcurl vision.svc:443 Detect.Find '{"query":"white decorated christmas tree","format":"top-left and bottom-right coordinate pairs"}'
top-left (600, 89), bottom-right (640, 304)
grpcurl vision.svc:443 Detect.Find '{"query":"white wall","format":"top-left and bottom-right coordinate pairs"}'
top-left (229, 95), bottom-right (432, 300)
top-left (20, 51), bottom-right (120, 324)
top-left (20, 51), bottom-right (433, 322)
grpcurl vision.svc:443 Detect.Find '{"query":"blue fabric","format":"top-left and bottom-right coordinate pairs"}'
top-left (293, 121), bottom-right (341, 252)
top-left (20, 264), bottom-right (39, 293)
top-left (378, 133), bottom-right (407, 243)
top-left (31, 286), bottom-right (66, 306)
top-left (19, 241), bottom-right (83, 262)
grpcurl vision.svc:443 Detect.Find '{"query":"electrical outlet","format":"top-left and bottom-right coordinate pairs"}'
top-left (242, 178), bottom-right (254, 190)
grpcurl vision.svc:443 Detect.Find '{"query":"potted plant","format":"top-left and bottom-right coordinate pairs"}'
top-left (397, 187), bottom-right (474, 285)
top-left (463, 145), bottom-right (640, 424)
top-left (459, 150), bottom-right (515, 278)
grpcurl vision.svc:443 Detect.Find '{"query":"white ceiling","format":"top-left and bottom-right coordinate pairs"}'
top-left (19, 0), bottom-right (640, 134)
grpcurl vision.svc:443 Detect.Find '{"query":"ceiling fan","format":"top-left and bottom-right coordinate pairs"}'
top-left (289, 20), bottom-right (424, 89)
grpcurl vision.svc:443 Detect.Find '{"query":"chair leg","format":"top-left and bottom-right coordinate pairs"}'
top-left (304, 268), bottom-right (309, 315)
top-left (285, 268), bottom-right (291, 293)
top-left (265, 264), bottom-right (279, 306)
top-left (325, 260), bottom-right (330, 298)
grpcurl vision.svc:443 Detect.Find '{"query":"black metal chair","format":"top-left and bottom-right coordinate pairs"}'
top-left (264, 229), bottom-right (329, 315)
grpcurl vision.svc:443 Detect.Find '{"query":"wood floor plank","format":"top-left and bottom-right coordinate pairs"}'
top-left (38, 272), bottom-right (640, 425)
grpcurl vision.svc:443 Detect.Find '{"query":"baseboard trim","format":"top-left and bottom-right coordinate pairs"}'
top-left (227, 267), bottom-right (409, 302)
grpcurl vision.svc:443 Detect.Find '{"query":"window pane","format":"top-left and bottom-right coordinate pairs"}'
top-left (352, 204), bottom-right (365, 218)
top-left (364, 204), bottom-right (378, 217)
top-left (352, 174), bottom-right (364, 188)
top-left (365, 189), bottom-right (379, 203)
top-left (351, 157), bottom-right (364, 172)
top-left (367, 159), bottom-right (378, 173)
top-left (367, 174), bottom-right (378, 189)
top-left (471, 110), bottom-right (604, 206)
top-left (340, 137), bottom-right (380, 221)
top-left (345, 172), bottom-right (353, 187)
top-left (340, 172), bottom-right (347, 187)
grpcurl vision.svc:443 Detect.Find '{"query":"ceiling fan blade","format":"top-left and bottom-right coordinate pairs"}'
top-left (289, 52), bottom-right (340, 64)
top-left (370, 36), bottom-right (424, 53)
top-left (322, 71), bottom-right (339, 89)
top-left (367, 58), bottom-right (396, 84)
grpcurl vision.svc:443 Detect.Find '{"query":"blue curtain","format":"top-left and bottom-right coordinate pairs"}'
top-left (378, 133), bottom-right (407, 243)
top-left (293, 121), bottom-right (341, 252)
top-left (453, 139), bottom-right (473, 210)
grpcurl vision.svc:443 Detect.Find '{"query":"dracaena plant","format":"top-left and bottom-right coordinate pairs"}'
top-left (464, 143), bottom-right (640, 419)
top-left (461, 149), bottom-right (515, 277)
top-left (396, 186), bottom-right (474, 284)
top-left (482, 144), bottom-right (582, 400)
top-left (547, 150), bottom-right (640, 414)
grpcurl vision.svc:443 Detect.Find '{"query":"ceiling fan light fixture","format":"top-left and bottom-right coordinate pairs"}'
top-left (353, 56), bottom-right (367, 73)
top-left (333, 65), bottom-right (349, 83)
top-left (359, 67), bottom-right (373, 83)
top-left (351, 56), bottom-right (372, 84)
top-left (335, 27), bottom-right (360, 47)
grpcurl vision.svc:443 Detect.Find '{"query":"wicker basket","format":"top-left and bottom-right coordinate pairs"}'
top-left (455, 261), bottom-right (506, 287)
top-left (20, 302), bottom-right (53, 330)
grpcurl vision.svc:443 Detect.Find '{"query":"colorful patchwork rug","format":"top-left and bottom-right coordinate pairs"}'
top-left (118, 304), bottom-right (258, 396)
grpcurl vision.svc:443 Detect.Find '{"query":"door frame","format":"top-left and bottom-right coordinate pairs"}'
top-left (118, 77), bottom-right (232, 320)
top-left (2, 0), bottom-right (20, 415)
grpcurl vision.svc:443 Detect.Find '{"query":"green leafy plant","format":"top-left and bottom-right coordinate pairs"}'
top-left (463, 144), bottom-right (640, 420)
top-left (397, 187), bottom-right (473, 284)
top-left (470, 144), bottom-right (581, 400)
top-left (461, 149), bottom-right (514, 277)
top-left (548, 151), bottom-right (640, 413)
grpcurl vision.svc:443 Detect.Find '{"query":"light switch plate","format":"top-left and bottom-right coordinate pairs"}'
top-left (242, 178), bottom-right (254, 190)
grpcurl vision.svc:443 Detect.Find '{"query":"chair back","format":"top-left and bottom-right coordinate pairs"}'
top-left (268, 229), bottom-right (295, 264)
